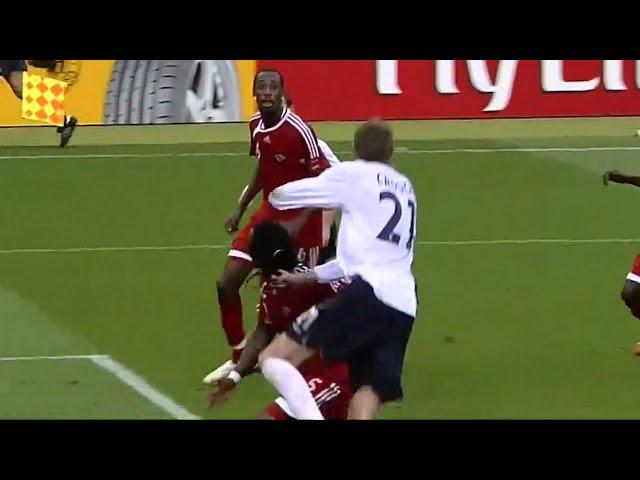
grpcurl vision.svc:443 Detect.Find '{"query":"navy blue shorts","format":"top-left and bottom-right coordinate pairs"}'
top-left (0, 60), bottom-right (26, 79)
top-left (288, 276), bottom-right (415, 403)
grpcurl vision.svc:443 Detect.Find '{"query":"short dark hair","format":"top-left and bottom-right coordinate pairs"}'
top-left (252, 69), bottom-right (285, 92)
top-left (353, 118), bottom-right (394, 163)
top-left (248, 221), bottom-right (297, 277)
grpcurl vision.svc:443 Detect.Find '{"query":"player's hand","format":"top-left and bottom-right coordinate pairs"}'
top-left (272, 269), bottom-right (315, 288)
top-left (207, 378), bottom-right (237, 408)
top-left (603, 170), bottom-right (622, 185)
top-left (225, 210), bottom-right (243, 234)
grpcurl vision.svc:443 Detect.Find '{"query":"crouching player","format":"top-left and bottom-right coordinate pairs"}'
top-left (207, 220), bottom-right (352, 419)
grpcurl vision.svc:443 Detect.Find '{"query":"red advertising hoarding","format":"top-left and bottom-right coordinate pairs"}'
top-left (256, 60), bottom-right (640, 121)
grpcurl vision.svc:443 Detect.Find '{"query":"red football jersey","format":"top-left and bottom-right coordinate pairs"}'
top-left (259, 266), bottom-right (352, 333)
top-left (249, 108), bottom-right (329, 211)
top-left (259, 266), bottom-right (353, 420)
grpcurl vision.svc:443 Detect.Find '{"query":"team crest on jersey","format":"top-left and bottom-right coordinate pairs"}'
top-left (264, 135), bottom-right (271, 144)
top-left (275, 154), bottom-right (286, 163)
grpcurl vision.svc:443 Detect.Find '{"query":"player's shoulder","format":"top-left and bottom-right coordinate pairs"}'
top-left (282, 111), bottom-right (321, 157)
top-left (249, 112), bottom-right (262, 132)
top-left (285, 111), bottom-right (316, 137)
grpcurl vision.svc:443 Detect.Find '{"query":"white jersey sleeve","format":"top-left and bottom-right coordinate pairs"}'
top-left (313, 258), bottom-right (347, 283)
top-left (269, 163), bottom-right (349, 210)
top-left (318, 139), bottom-right (341, 167)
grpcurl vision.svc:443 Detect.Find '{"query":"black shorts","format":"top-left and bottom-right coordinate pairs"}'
top-left (288, 276), bottom-right (415, 403)
top-left (0, 60), bottom-right (26, 79)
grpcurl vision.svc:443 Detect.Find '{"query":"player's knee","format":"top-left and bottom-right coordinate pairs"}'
top-left (371, 373), bottom-right (403, 405)
top-left (216, 278), bottom-right (239, 301)
top-left (621, 281), bottom-right (640, 313)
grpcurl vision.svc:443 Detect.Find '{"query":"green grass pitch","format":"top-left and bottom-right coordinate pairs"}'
top-left (1, 117), bottom-right (640, 419)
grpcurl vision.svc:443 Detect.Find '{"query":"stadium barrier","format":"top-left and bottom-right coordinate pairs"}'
top-left (2, 60), bottom-right (639, 126)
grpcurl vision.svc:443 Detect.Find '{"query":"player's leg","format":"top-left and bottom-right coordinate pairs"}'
top-left (205, 256), bottom-right (253, 377)
top-left (622, 256), bottom-right (640, 319)
top-left (259, 278), bottom-right (382, 420)
top-left (621, 280), bottom-right (640, 319)
top-left (218, 255), bottom-right (254, 344)
top-left (348, 386), bottom-right (381, 420)
top-left (58, 115), bottom-right (78, 148)
top-left (258, 331), bottom-right (322, 419)
top-left (258, 400), bottom-right (294, 420)
top-left (204, 213), bottom-right (262, 384)
top-left (346, 305), bottom-right (415, 420)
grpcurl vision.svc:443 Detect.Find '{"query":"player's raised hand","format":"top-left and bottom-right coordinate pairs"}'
top-left (207, 378), bottom-right (236, 408)
top-left (225, 210), bottom-right (242, 233)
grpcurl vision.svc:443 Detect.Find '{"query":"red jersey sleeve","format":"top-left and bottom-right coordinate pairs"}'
top-left (289, 113), bottom-right (330, 177)
top-left (248, 116), bottom-right (261, 157)
top-left (305, 125), bottom-right (330, 176)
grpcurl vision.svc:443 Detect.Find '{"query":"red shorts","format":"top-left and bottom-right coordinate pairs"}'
top-left (261, 355), bottom-right (352, 420)
top-left (229, 203), bottom-right (324, 267)
top-left (627, 255), bottom-right (640, 284)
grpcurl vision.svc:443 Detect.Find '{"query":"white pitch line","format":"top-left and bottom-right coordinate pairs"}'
top-left (90, 355), bottom-right (200, 421)
top-left (397, 146), bottom-right (640, 154)
top-left (420, 238), bottom-right (640, 245)
top-left (1, 238), bottom-right (640, 255)
top-left (0, 244), bottom-right (224, 254)
top-left (1, 353), bottom-right (200, 420)
top-left (0, 354), bottom-right (103, 361)
top-left (1, 146), bottom-right (640, 161)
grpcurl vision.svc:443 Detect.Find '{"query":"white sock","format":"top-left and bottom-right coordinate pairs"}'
top-left (261, 357), bottom-right (324, 420)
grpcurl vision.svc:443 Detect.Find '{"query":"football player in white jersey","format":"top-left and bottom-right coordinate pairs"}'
top-left (252, 118), bottom-right (417, 420)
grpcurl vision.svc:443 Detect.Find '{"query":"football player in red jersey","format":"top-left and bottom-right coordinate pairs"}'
top-left (603, 170), bottom-right (640, 321)
top-left (203, 70), bottom-right (331, 384)
top-left (208, 221), bottom-right (352, 419)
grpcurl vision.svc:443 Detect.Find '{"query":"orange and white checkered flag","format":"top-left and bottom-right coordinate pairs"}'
top-left (21, 73), bottom-right (67, 126)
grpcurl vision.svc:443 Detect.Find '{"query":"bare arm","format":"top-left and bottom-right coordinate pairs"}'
top-left (238, 165), bottom-right (263, 215)
top-left (208, 321), bottom-right (276, 408)
top-left (234, 322), bottom-right (276, 378)
top-left (272, 259), bottom-right (346, 287)
top-left (226, 165), bottom-right (262, 233)
top-left (604, 170), bottom-right (640, 188)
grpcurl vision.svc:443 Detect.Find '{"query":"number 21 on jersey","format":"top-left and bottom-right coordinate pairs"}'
top-left (376, 191), bottom-right (416, 250)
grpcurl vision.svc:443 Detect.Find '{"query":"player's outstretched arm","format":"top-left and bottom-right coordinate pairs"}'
top-left (272, 268), bottom-right (319, 288)
top-left (269, 167), bottom-right (346, 211)
top-left (235, 323), bottom-right (276, 377)
top-left (603, 170), bottom-right (640, 187)
top-left (208, 323), bottom-right (275, 408)
top-left (272, 259), bottom-right (346, 288)
top-left (226, 165), bottom-right (263, 233)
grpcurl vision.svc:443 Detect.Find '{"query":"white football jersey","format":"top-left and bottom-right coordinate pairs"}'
top-left (269, 160), bottom-right (417, 317)
top-left (317, 139), bottom-right (341, 167)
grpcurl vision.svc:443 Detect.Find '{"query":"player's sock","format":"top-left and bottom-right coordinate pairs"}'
top-left (219, 294), bottom-right (246, 350)
top-left (261, 357), bottom-right (324, 420)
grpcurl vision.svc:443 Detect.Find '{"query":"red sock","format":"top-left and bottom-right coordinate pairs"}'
top-left (219, 294), bottom-right (245, 352)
